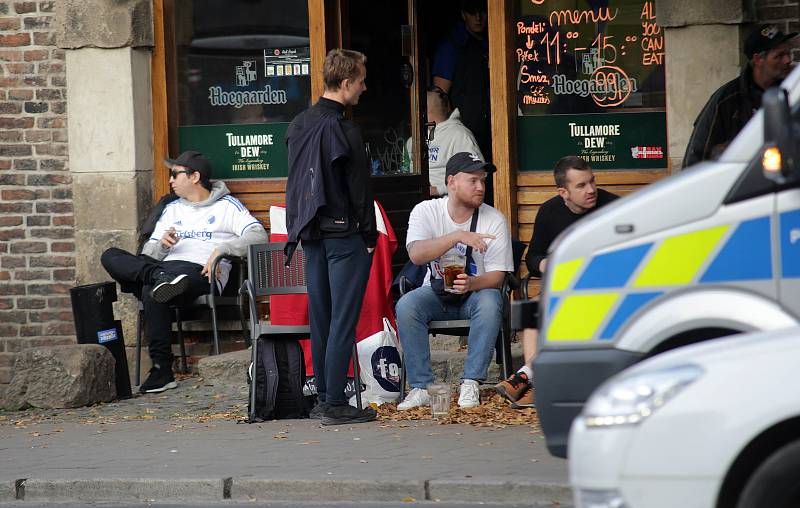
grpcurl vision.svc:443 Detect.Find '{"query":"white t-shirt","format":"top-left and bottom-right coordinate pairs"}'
top-left (406, 197), bottom-right (513, 286)
top-left (150, 195), bottom-right (261, 266)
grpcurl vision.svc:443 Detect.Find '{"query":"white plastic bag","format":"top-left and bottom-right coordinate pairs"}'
top-left (349, 318), bottom-right (403, 406)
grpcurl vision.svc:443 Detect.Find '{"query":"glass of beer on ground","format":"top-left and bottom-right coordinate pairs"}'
top-left (441, 250), bottom-right (466, 293)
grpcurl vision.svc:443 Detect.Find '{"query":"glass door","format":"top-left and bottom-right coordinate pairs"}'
top-left (341, 0), bottom-right (430, 271)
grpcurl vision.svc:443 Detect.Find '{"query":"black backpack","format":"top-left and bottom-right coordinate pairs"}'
top-left (249, 337), bottom-right (309, 421)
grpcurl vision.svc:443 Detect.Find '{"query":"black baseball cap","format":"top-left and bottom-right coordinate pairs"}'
top-left (744, 24), bottom-right (797, 58)
top-left (164, 150), bottom-right (212, 180)
top-left (445, 152), bottom-right (496, 180)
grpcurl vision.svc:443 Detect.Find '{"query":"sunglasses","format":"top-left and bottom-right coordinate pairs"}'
top-left (170, 168), bottom-right (194, 179)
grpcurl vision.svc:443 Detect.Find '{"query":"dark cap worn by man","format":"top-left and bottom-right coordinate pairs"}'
top-left (744, 25), bottom-right (798, 58)
top-left (445, 151), bottom-right (496, 180)
top-left (683, 24), bottom-right (797, 168)
top-left (164, 150), bottom-right (212, 181)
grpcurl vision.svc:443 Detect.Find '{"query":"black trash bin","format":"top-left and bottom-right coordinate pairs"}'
top-left (70, 281), bottom-right (132, 398)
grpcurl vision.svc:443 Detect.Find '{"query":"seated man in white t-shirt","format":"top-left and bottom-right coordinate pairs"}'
top-left (101, 151), bottom-right (268, 394)
top-left (396, 152), bottom-right (513, 409)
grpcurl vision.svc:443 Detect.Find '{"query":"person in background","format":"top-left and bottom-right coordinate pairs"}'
top-left (432, 0), bottom-right (493, 203)
top-left (405, 86), bottom-right (483, 197)
top-left (683, 24), bottom-right (797, 168)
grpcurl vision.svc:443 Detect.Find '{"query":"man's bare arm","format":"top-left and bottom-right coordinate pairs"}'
top-left (408, 231), bottom-right (496, 265)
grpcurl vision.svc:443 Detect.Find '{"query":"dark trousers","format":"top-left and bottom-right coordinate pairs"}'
top-left (100, 247), bottom-right (207, 368)
top-left (303, 235), bottom-right (371, 406)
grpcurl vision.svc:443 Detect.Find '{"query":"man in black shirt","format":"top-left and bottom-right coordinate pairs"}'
top-left (525, 156), bottom-right (618, 277)
top-left (286, 49), bottom-right (378, 426)
top-left (495, 156), bottom-right (618, 408)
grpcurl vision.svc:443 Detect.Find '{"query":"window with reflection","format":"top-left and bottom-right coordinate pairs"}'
top-left (174, 1), bottom-right (311, 179)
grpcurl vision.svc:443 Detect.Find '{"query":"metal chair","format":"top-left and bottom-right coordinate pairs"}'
top-left (134, 254), bottom-right (247, 386)
top-left (241, 242), bottom-right (363, 422)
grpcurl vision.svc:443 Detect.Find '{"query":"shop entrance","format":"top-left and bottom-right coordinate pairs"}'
top-left (156, 0), bottom-right (488, 272)
top-left (339, 0), bottom-right (473, 270)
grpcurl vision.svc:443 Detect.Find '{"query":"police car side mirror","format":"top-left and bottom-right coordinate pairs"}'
top-left (762, 87), bottom-right (797, 184)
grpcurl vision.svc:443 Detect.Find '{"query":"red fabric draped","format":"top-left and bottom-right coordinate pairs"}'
top-left (269, 202), bottom-right (397, 375)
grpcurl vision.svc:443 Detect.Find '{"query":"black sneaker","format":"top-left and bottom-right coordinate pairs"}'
top-left (321, 404), bottom-right (377, 426)
top-left (139, 365), bottom-right (177, 394)
top-left (309, 402), bottom-right (328, 420)
top-left (151, 273), bottom-right (189, 304)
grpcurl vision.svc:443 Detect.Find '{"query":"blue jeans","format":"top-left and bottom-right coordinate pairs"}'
top-left (396, 286), bottom-right (503, 388)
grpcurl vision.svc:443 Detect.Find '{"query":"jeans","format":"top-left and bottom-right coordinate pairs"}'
top-left (396, 285), bottom-right (503, 388)
top-left (101, 247), bottom-right (208, 367)
top-left (303, 235), bottom-right (371, 406)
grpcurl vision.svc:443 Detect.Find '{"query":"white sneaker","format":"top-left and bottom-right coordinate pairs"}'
top-left (458, 380), bottom-right (480, 408)
top-left (397, 388), bottom-right (430, 410)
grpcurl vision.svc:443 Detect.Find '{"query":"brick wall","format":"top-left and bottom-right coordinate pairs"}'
top-left (755, 0), bottom-right (800, 32)
top-left (0, 0), bottom-right (73, 391)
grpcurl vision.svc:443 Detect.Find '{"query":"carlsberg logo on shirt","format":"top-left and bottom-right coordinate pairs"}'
top-left (176, 229), bottom-right (213, 241)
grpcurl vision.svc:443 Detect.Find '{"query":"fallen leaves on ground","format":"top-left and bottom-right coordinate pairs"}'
top-left (1, 376), bottom-right (539, 431)
top-left (377, 391), bottom-right (540, 430)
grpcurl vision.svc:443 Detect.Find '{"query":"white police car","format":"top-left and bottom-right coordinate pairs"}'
top-left (569, 326), bottom-right (800, 508)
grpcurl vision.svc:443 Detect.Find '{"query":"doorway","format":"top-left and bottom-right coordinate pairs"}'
top-left (341, 0), bottom-right (488, 271)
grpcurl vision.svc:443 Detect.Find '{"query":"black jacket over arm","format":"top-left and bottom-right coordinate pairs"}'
top-left (286, 97), bottom-right (378, 249)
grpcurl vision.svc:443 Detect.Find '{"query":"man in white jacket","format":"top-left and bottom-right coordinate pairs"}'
top-left (101, 151), bottom-right (268, 394)
top-left (406, 86), bottom-right (482, 196)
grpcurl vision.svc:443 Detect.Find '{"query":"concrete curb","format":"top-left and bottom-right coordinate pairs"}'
top-left (428, 479), bottom-right (573, 504)
top-left (230, 479), bottom-right (426, 502)
top-left (8, 477), bottom-right (571, 503)
top-left (0, 481), bottom-right (15, 502)
top-left (20, 479), bottom-right (225, 502)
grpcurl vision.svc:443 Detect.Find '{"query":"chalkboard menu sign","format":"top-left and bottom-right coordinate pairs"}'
top-left (516, 0), bottom-right (667, 171)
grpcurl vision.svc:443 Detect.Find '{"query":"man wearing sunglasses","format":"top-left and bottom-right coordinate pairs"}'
top-left (101, 150), bottom-right (267, 394)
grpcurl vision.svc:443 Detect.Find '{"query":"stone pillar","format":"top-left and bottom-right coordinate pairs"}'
top-left (57, 0), bottom-right (154, 344)
top-left (657, 0), bottom-right (750, 171)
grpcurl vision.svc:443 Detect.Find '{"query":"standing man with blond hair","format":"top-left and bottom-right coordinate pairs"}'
top-left (285, 49), bottom-right (378, 425)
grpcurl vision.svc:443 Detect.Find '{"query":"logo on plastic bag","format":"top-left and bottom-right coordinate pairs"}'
top-left (372, 346), bottom-right (402, 392)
